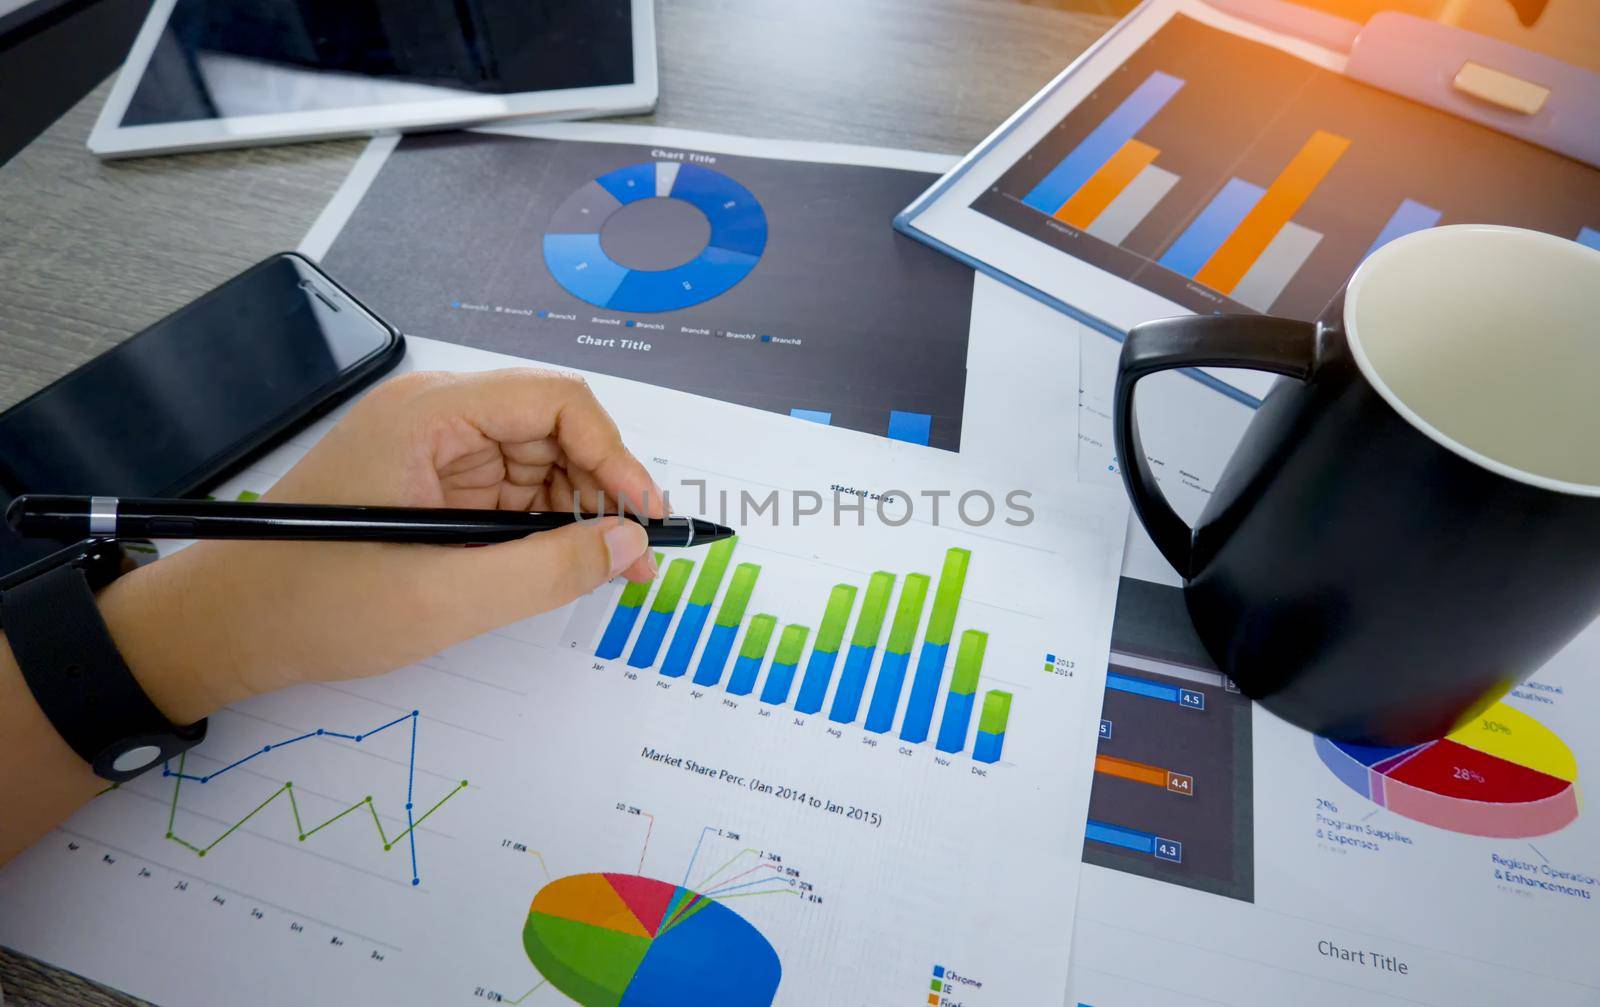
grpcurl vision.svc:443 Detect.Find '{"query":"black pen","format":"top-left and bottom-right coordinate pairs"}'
top-left (6, 495), bottom-right (734, 548)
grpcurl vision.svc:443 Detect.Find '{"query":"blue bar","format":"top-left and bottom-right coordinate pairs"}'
top-left (693, 623), bottom-right (738, 686)
top-left (1363, 198), bottom-right (1442, 260)
top-left (1578, 227), bottom-right (1600, 251)
top-left (596, 604), bottom-right (643, 660)
top-left (790, 408), bottom-right (832, 424)
top-left (828, 644), bottom-right (876, 723)
top-left (935, 691), bottom-right (976, 753)
top-left (1106, 671), bottom-right (1181, 703)
top-left (887, 411), bottom-right (932, 446)
top-left (1085, 819), bottom-right (1156, 855)
top-left (973, 729), bottom-right (1005, 764)
top-left (794, 649), bottom-right (840, 714)
top-left (1157, 178), bottom-right (1265, 278)
top-left (1022, 71), bottom-right (1185, 214)
top-left (659, 603), bottom-right (710, 678)
top-left (727, 655), bottom-right (763, 696)
top-left (899, 641), bottom-right (950, 743)
top-left (627, 610), bottom-right (674, 669)
top-left (759, 662), bottom-right (799, 705)
top-left (863, 651), bottom-right (910, 733)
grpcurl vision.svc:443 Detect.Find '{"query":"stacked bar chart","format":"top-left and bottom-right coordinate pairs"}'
top-left (586, 541), bottom-right (1014, 762)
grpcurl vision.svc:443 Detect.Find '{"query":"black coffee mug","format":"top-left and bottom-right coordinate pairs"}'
top-left (1114, 225), bottom-right (1600, 746)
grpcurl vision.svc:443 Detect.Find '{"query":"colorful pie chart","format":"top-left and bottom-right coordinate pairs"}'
top-left (1315, 701), bottom-right (1581, 837)
top-left (522, 872), bottom-right (781, 1007)
top-left (543, 162), bottom-right (767, 313)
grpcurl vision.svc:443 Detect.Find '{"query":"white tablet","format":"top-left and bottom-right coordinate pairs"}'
top-left (88, 0), bottom-right (657, 159)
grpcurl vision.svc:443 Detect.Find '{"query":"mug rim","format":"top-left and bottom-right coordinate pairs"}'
top-left (1343, 223), bottom-right (1600, 499)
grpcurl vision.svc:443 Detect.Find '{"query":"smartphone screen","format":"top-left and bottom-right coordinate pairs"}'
top-left (0, 254), bottom-right (401, 576)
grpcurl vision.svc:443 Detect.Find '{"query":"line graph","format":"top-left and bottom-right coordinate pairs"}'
top-left (158, 710), bottom-right (468, 886)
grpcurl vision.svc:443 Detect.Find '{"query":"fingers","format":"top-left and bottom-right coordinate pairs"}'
top-left (425, 518), bottom-right (653, 632)
top-left (419, 370), bottom-right (665, 518)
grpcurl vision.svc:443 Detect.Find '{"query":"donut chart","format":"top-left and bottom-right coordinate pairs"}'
top-left (543, 162), bottom-right (768, 312)
top-left (1315, 702), bottom-right (1581, 838)
top-left (522, 872), bottom-right (782, 1007)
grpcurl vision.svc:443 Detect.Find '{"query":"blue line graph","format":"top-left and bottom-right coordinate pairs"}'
top-left (158, 709), bottom-right (461, 886)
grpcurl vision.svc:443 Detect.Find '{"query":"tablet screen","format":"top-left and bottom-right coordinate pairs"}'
top-left (119, 0), bottom-right (634, 126)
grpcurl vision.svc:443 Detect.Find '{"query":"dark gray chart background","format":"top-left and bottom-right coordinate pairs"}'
top-left (975, 14), bottom-right (1600, 323)
top-left (321, 133), bottom-right (974, 449)
top-left (1085, 577), bottom-right (1255, 903)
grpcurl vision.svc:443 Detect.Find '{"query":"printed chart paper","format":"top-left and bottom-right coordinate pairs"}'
top-left (0, 336), bottom-right (1129, 1007)
top-left (1070, 339), bottom-right (1600, 1006)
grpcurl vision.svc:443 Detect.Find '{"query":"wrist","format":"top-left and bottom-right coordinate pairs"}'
top-left (96, 545), bottom-right (258, 725)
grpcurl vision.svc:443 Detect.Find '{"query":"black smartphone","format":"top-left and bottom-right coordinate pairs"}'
top-left (0, 253), bottom-right (404, 580)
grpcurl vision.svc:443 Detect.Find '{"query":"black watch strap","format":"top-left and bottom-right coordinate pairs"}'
top-left (2, 561), bottom-right (206, 782)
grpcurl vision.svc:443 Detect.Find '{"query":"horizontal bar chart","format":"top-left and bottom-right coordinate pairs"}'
top-left (591, 541), bottom-right (1011, 761)
top-left (1094, 754), bottom-right (1194, 796)
top-left (1085, 820), bottom-right (1182, 862)
top-left (1106, 671), bottom-right (1205, 709)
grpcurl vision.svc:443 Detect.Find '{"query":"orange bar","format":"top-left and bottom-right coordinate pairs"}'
top-left (1095, 754), bottom-right (1169, 788)
top-left (1194, 130), bottom-right (1350, 294)
top-left (1054, 139), bottom-right (1160, 229)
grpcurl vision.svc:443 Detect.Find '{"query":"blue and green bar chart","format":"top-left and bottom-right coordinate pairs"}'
top-left (590, 540), bottom-right (1014, 762)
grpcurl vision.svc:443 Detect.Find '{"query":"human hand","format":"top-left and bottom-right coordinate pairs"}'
top-left (98, 368), bottom-right (663, 723)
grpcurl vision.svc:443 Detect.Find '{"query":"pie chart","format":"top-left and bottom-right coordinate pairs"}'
top-left (543, 162), bottom-right (767, 313)
top-left (1315, 702), bottom-right (1581, 838)
top-left (522, 872), bottom-right (781, 1007)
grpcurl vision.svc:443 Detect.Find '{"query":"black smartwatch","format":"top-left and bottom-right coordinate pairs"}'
top-left (1, 547), bottom-right (206, 782)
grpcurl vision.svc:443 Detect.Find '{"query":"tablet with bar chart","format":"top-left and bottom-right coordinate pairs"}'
top-left (899, 0), bottom-right (1600, 403)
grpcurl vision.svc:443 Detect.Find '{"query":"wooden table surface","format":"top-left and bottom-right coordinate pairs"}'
top-left (0, 1), bottom-right (1111, 1002)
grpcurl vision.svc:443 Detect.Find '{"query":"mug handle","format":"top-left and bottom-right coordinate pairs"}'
top-left (1113, 315), bottom-right (1320, 576)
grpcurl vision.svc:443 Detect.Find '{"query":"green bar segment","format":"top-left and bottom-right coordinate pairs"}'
top-left (740, 615), bottom-right (778, 659)
top-left (650, 559), bottom-right (695, 614)
top-left (715, 564), bottom-right (761, 627)
top-left (774, 624), bottom-right (811, 666)
top-left (688, 538), bottom-right (737, 607)
top-left (815, 584), bottom-right (858, 653)
top-left (235, 490), bottom-right (261, 502)
top-left (850, 572), bottom-right (896, 648)
top-left (978, 690), bottom-right (1013, 734)
top-left (950, 630), bottom-right (988, 695)
top-left (618, 552), bottom-right (665, 608)
top-left (925, 548), bottom-right (971, 647)
top-left (886, 573), bottom-right (931, 654)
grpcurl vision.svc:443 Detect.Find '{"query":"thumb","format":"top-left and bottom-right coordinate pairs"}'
top-left (428, 518), bottom-right (651, 632)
